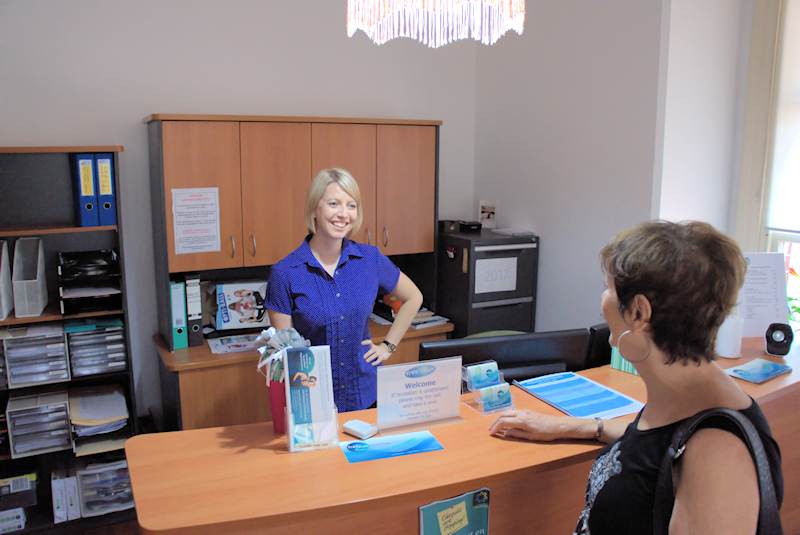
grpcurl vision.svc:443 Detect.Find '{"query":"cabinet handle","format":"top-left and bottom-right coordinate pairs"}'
top-left (230, 236), bottom-right (237, 259)
top-left (250, 234), bottom-right (257, 257)
top-left (367, 229), bottom-right (372, 245)
top-left (383, 226), bottom-right (389, 248)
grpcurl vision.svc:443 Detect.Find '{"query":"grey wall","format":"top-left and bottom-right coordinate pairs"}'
top-left (474, 0), bottom-right (666, 330)
top-left (0, 0), bottom-right (478, 417)
top-left (658, 0), bottom-right (752, 231)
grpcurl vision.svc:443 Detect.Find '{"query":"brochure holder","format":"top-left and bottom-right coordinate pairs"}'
top-left (12, 238), bottom-right (47, 317)
top-left (462, 360), bottom-right (513, 414)
top-left (0, 241), bottom-right (12, 320)
top-left (283, 346), bottom-right (339, 452)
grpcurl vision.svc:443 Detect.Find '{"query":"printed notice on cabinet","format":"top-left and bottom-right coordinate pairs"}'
top-left (172, 188), bottom-right (221, 255)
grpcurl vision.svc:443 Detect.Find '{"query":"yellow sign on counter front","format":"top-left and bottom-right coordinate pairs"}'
top-left (437, 501), bottom-right (468, 535)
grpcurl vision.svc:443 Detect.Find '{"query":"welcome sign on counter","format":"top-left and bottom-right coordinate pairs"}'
top-left (377, 356), bottom-right (462, 430)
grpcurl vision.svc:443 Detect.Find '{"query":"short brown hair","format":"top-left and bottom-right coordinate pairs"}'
top-left (305, 168), bottom-right (363, 236)
top-left (600, 221), bottom-right (746, 364)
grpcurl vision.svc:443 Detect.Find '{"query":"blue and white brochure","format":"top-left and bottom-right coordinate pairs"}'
top-left (726, 358), bottom-right (792, 384)
top-left (340, 430), bottom-right (443, 463)
top-left (514, 372), bottom-right (643, 419)
top-left (464, 360), bottom-right (500, 390)
top-left (478, 382), bottom-right (512, 413)
top-left (284, 346), bottom-right (338, 452)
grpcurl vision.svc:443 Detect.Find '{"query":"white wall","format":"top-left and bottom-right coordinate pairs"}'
top-left (658, 0), bottom-right (752, 231)
top-left (0, 0), bottom-right (478, 417)
top-left (474, 0), bottom-right (666, 330)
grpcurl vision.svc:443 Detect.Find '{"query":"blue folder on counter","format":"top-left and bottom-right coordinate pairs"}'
top-left (95, 153), bottom-right (117, 226)
top-left (72, 153), bottom-right (99, 226)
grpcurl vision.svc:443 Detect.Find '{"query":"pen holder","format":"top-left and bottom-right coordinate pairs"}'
top-left (269, 380), bottom-right (286, 434)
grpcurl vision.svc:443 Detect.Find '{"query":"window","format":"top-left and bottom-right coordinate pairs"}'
top-left (765, 0), bottom-right (800, 324)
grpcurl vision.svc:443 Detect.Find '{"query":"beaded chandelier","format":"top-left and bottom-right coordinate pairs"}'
top-left (346, 0), bottom-right (526, 48)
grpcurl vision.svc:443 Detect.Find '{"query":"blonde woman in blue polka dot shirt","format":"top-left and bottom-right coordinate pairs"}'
top-left (267, 168), bottom-right (423, 412)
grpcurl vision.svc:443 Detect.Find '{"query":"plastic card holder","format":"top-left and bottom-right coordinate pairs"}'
top-left (475, 382), bottom-right (514, 414)
top-left (462, 360), bottom-right (503, 392)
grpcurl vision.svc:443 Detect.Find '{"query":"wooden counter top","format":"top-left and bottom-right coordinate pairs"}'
top-left (156, 321), bottom-right (454, 372)
top-left (129, 337), bottom-right (800, 534)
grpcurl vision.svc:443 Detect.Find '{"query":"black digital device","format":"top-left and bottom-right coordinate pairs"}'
top-left (765, 323), bottom-right (794, 356)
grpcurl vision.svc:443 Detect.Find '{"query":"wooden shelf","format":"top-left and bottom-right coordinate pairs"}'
top-left (0, 146), bottom-right (124, 154)
top-left (0, 225), bottom-right (117, 238)
top-left (0, 304), bottom-right (123, 327)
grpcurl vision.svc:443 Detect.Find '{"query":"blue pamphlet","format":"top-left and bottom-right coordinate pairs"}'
top-left (420, 488), bottom-right (490, 535)
top-left (339, 430), bottom-right (443, 463)
top-left (514, 372), bottom-right (643, 419)
top-left (726, 358), bottom-right (792, 384)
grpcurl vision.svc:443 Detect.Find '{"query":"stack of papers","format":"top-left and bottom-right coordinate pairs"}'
top-left (514, 372), bottom-right (643, 419)
top-left (68, 385), bottom-right (128, 437)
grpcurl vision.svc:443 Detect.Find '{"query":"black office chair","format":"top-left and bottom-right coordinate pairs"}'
top-left (419, 329), bottom-right (592, 382)
top-left (586, 323), bottom-right (612, 369)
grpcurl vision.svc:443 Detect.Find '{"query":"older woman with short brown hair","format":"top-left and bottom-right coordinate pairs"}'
top-left (490, 220), bottom-right (783, 535)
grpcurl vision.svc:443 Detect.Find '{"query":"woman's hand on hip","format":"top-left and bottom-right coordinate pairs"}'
top-left (489, 409), bottom-right (581, 442)
top-left (362, 339), bottom-right (391, 366)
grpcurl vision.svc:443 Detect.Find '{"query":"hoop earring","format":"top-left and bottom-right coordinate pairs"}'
top-left (617, 329), bottom-right (652, 363)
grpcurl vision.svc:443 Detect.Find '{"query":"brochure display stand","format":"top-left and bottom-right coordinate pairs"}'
top-left (463, 360), bottom-right (512, 414)
top-left (283, 346), bottom-right (338, 452)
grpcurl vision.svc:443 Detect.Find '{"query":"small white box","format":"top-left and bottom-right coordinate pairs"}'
top-left (0, 241), bottom-right (12, 320)
top-left (12, 237), bottom-right (47, 317)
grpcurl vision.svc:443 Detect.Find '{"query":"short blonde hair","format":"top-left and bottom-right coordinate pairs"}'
top-left (305, 168), bottom-right (363, 236)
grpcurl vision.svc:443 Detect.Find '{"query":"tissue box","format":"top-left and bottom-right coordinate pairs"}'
top-left (211, 281), bottom-right (269, 330)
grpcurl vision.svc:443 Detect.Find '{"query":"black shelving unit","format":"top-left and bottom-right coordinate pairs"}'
top-left (0, 147), bottom-right (137, 533)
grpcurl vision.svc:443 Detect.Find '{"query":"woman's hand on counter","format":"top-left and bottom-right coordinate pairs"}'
top-left (362, 339), bottom-right (392, 366)
top-left (488, 409), bottom-right (597, 442)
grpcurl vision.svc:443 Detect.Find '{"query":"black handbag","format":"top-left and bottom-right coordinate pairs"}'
top-left (653, 408), bottom-right (782, 535)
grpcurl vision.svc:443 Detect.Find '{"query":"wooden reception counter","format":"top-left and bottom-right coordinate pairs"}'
top-left (128, 338), bottom-right (800, 534)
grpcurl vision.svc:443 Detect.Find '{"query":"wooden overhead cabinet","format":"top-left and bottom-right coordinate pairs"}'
top-left (149, 115), bottom-right (439, 272)
top-left (240, 122), bottom-right (311, 266)
top-left (377, 125), bottom-right (436, 255)
top-left (160, 121), bottom-right (243, 272)
top-left (311, 123), bottom-right (377, 247)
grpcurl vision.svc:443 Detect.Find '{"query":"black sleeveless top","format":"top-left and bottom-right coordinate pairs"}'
top-left (574, 401), bottom-right (783, 535)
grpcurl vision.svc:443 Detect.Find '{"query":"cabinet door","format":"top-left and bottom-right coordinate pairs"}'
top-left (311, 123), bottom-right (377, 246)
top-left (241, 122), bottom-right (311, 266)
top-left (377, 125), bottom-right (436, 255)
top-left (162, 121), bottom-right (243, 272)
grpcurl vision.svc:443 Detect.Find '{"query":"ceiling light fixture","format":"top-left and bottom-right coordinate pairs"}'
top-left (347, 0), bottom-right (526, 48)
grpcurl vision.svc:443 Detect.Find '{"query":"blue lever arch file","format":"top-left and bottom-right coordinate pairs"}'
top-left (95, 153), bottom-right (117, 226)
top-left (72, 154), bottom-right (99, 226)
